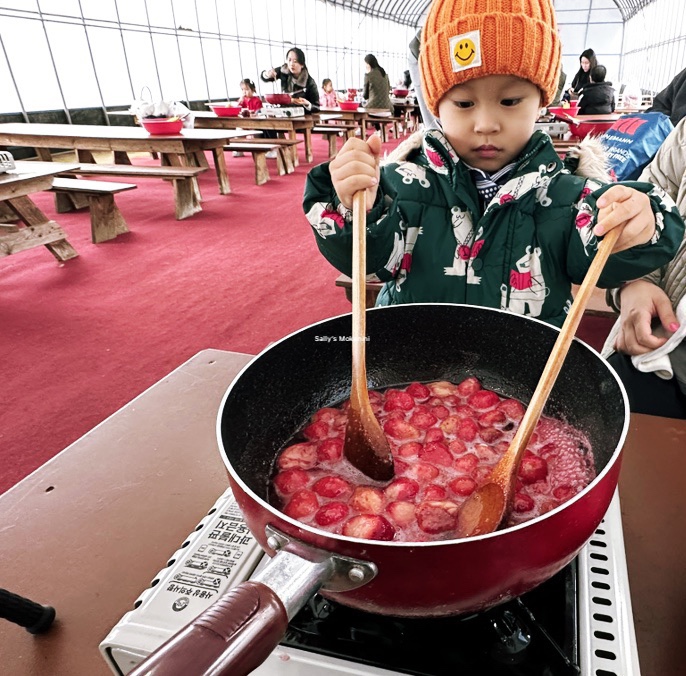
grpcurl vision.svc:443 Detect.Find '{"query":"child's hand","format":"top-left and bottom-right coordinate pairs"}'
top-left (329, 134), bottom-right (383, 210)
top-left (593, 185), bottom-right (655, 252)
top-left (615, 280), bottom-right (680, 355)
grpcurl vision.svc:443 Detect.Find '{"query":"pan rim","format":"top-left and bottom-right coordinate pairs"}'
top-left (216, 303), bottom-right (629, 547)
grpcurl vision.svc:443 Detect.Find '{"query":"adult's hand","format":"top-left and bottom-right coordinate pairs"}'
top-left (330, 134), bottom-right (382, 210)
top-left (594, 185), bottom-right (656, 252)
top-left (614, 280), bottom-right (680, 355)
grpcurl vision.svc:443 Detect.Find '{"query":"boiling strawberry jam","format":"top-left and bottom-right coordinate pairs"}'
top-left (271, 378), bottom-right (595, 542)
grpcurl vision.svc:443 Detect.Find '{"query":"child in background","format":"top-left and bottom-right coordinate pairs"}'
top-left (320, 78), bottom-right (338, 108)
top-left (577, 65), bottom-right (615, 115)
top-left (237, 78), bottom-right (263, 114)
top-left (304, 0), bottom-right (684, 327)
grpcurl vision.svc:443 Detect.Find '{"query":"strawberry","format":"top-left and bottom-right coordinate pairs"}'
top-left (350, 486), bottom-right (385, 514)
top-left (456, 418), bottom-right (479, 442)
top-left (457, 377), bottom-right (482, 397)
top-left (430, 405), bottom-right (450, 420)
top-left (518, 452), bottom-right (549, 484)
top-left (513, 493), bottom-right (535, 513)
top-left (397, 441), bottom-right (422, 457)
top-left (386, 501), bottom-right (416, 526)
top-left (497, 398), bottom-right (525, 421)
top-left (311, 407), bottom-right (340, 424)
top-left (538, 442), bottom-right (559, 459)
top-left (453, 453), bottom-right (479, 475)
top-left (423, 484), bottom-right (447, 500)
top-left (425, 428), bottom-right (446, 443)
top-left (317, 438), bottom-right (343, 462)
top-left (478, 409), bottom-right (507, 426)
top-left (383, 417), bottom-right (420, 440)
top-left (406, 382), bottom-right (431, 400)
top-left (393, 458), bottom-right (410, 475)
top-left (342, 515), bottom-right (395, 541)
top-left (368, 390), bottom-right (384, 405)
top-left (314, 501), bottom-right (349, 527)
top-left (473, 443), bottom-right (500, 461)
top-left (383, 390), bottom-right (415, 411)
top-left (414, 462), bottom-right (440, 482)
top-left (439, 415), bottom-right (462, 436)
top-left (441, 395), bottom-right (459, 408)
top-left (409, 410), bottom-right (438, 429)
top-left (448, 439), bottom-right (467, 455)
top-left (449, 476), bottom-right (477, 496)
top-left (302, 420), bottom-right (330, 440)
top-left (468, 389), bottom-right (500, 410)
top-left (428, 381), bottom-right (459, 397)
top-left (313, 475), bottom-right (352, 499)
top-left (479, 427), bottom-right (503, 443)
top-left (419, 441), bottom-right (453, 466)
top-left (553, 485), bottom-right (577, 502)
top-left (384, 477), bottom-right (419, 501)
top-left (283, 490), bottom-right (319, 519)
top-left (416, 500), bottom-right (459, 534)
top-left (273, 469), bottom-right (311, 496)
top-left (277, 442), bottom-right (317, 470)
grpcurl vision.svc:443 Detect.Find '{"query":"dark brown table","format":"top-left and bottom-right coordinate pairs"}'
top-left (0, 348), bottom-right (682, 675)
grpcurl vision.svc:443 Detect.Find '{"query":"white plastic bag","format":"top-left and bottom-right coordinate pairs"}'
top-left (128, 87), bottom-right (194, 128)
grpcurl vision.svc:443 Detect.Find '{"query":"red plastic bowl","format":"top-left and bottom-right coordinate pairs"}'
top-left (392, 88), bottom-right (409, 97)
top-left (547, 105), bottom-right (579, 118)
top-left (265, 93), bottom-right (292, 105)
top-left (568, 119), bottom-right (615, 139)
top-left (209, 104), bottom-right (241, 117)
top-left (140, 117), bottom-right (183, 135)
top-left (338, 101), bottom-right (360, 111)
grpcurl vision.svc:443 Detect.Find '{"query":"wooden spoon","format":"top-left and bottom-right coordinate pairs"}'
top-left (456, 225), bottom-right (622, 538)
top-left (342, 191), bottom-right (394, 482)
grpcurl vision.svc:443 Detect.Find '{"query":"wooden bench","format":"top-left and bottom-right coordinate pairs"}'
top-left (59, 164), bottom-right (207, 220)
top-left (335, 273), bottom-right (384, 307)
top-left (312, 123), bottom-right (359, 159)
top-left (366, 115), bottom-right (404, 142)
top-left (222, 142), bottom-right (282, 185)
top-left (233, 137), bottom-right (303, 174)
top-left (50, 177), bottom-right (136, 243)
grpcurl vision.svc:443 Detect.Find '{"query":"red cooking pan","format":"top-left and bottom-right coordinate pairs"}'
top-left (131, 303), bottom-right (628, 676)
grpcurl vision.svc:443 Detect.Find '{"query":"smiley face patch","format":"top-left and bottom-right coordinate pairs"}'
top-left (449, 30), bottom-right (482, 72)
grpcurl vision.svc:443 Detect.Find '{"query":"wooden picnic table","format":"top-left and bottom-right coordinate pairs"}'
top-left (0, 123), bottom-right (251, 197)
top-left (193, 111), bottom-right (316, 164)
top-left (0, 160), bottom-right (79, 261)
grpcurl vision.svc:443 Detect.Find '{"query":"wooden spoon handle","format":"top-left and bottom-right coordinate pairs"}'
top-left (350, 190), bottom-right (367, 406)
top-left (495, 225), bottom-right (622, 481)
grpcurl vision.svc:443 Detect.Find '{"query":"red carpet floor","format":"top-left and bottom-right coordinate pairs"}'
top-left (0, 133), bottom-right (612, 494)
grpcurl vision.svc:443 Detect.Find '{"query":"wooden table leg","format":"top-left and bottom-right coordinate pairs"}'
top-left (2, 196), bottom-right (78, 261)
top-left (303, 128), bottom-right (313, 163)
top-left (77, 149), bottom-right (97, 163)
top-left (87, 194), bottom-right (130, 243)
top-left (113, 151), bottom-right (132, 165)
top-left (210, 147), bottom-right (231, 195)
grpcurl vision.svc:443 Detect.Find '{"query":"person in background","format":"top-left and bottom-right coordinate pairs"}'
top-left (602, 116), bottom-right (686, 419)
top-left (260, 47), bottom-right (320, 113)
top-left (237, 78), bottom-right (263, 114)
top-left (304, 0), bottom-right (684, 326)
top-left (362, 54), bottom-right (392, 113)
top-left (320, 78), bottom-right (338, 108)
top-left (403, 70), bottom-right (412, 89)
top-left (647, 66), bottom-right (686, 126)
top-left (408, 27), bottom-right (439, 130)
top-left (568, 48), bottom-right (597, 99)
top-left (577, 65), bottom-right (615, 115)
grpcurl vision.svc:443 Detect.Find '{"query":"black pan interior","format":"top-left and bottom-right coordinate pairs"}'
top-left (219, 304), bottom-right (626, 499)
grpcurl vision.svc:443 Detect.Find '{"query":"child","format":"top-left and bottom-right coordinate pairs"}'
top-left (320, 78), bottom-right (338, 108)
top-left (237, 78), bottom-right (263, 114)
top-left (578, 65), bottom-right (615, 115)
top-left (303, 0), bottom-right (684, 328)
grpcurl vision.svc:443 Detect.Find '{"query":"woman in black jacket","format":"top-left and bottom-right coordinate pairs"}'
top-left (569, 48), bottom-right (597, 98)
top-left (261, 47), bottom-right (320, 113)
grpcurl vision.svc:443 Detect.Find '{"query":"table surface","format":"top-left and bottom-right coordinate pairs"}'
top-left (0, 348), bottom-right (683, 675)
top-left (0, 122), bottom-right (244, 143)
top-left (0, 161), bottom-right (79, 188)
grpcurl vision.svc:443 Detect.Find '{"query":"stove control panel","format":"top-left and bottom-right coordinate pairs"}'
top-left (99, 488), bottom-right (263, 675)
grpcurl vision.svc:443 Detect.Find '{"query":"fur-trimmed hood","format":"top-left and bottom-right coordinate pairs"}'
top-left (383, 130), bottom-right (612, 183)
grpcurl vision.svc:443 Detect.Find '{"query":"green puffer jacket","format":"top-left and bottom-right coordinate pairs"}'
top-left (304, 129), bottom-right (685, 327)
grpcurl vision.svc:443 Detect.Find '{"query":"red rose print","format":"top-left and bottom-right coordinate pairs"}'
top-left (401, 253), bottom-right (413, 271)
top-left (499, 193), bottom-right (514, 204)
top-left (575, 212), bottom-right (592, 229)
top-left (426, 149), bottom-right (444, 167)
top-left (321, 208), bottom-right (345, 229)
top-left (470, 240), bottom-right (484, 258)
top-left (580, 187), bottom-right (591, 199)
top-left (458, 245), bottom-right (471, 260)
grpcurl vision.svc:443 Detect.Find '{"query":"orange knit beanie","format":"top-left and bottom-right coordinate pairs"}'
top-left (419, 0), bottom-right (561, 115)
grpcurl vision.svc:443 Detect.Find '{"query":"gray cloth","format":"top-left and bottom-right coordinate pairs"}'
top-left (408, 28), bottom-right (439, 130)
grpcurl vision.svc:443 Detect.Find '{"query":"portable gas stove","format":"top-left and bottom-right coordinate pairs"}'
top-left (100, 489), bottom-right (640, 675)
top-left (261, 106), bottom-right (306, 118)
